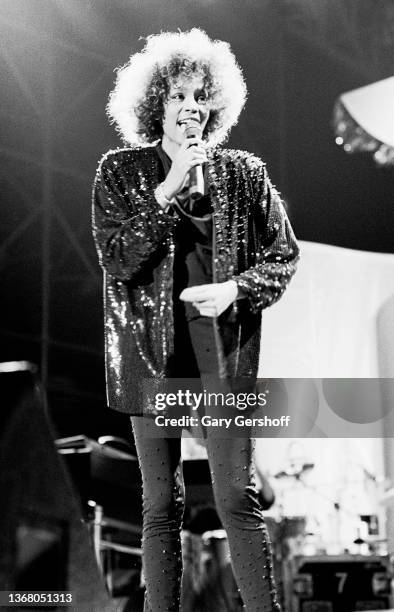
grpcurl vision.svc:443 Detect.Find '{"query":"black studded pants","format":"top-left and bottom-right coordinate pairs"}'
top-left (130, 317), bottom-right (280, 611)
top-left (131, 417), bottom-right (280, 612)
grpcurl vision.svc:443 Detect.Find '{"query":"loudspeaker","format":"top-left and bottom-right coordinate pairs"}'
top-left (0, 362), bottom-right (118, 610)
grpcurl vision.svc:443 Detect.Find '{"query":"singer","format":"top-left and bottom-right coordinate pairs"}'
top-left (92, 29), bottom-right (299, 611)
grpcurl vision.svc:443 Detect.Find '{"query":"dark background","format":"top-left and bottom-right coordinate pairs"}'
top-left (1, 0), bottom-right (393, 438)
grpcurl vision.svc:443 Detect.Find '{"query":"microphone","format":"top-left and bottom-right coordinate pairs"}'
top-left (184, 124), bottom-right (205, 200)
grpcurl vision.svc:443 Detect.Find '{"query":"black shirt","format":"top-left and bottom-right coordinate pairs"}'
top-left (155, 143), bottom-right (213, 322)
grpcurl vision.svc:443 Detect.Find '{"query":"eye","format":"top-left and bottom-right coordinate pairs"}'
top-left (196, 94), bottom-right (207, 103)
top-left (171, 92), bottom-right (184, 101)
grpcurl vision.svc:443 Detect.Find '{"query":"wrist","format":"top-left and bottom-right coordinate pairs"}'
top-left (225, 280), bottom-right (240, 301)
top-left (228, 279), bottom-right (246, 300)
top-left (161, 178), bottom-right (178, 201)
top-left (154, 182), bottom-right (176, 210)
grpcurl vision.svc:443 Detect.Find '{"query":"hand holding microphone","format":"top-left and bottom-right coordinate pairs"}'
top-left (160, 128), bottom-right (207, 201)
top-left (183, 124), bottom-right (205, 199)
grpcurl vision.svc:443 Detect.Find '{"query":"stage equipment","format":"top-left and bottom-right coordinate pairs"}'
top-left (333, 76), bottom-right (394, 166)
top-left (55, 435), bottom-right (143, 597)
top-left (181, 529), bottom-right (242, 612)
top-left (183, 458), bottom-right (215, 509)
top-left (56, 434), bottom-right (142, 523)
top-left (285, 554), bottom-right (393, 612)
top-left (0, 362), bottom-right (116, 609)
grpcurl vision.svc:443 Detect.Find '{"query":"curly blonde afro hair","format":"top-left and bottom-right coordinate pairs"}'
top-left (107, 28), bottom-right (247, 146)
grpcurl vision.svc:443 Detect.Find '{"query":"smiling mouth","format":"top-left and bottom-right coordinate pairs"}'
top-left (178, 118), bottom-right (200, 126)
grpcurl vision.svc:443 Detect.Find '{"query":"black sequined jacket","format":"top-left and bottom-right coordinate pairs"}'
top-left (92, 144), bottom-right (299, 415)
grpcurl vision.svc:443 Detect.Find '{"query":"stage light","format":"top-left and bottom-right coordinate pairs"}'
top-left (333, 76), bottom-right (394, 167)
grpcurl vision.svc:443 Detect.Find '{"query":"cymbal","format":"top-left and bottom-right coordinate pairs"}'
top-left (274, 463), bottom-right (315, 479)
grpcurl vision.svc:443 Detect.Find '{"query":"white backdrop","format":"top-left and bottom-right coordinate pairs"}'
top-left (259, 240), bottom-right (394, 378)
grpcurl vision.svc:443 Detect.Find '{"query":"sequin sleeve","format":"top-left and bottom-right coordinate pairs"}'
top-left (232, 159), bottom-right (300, 313)
top-left (92, 151), bottom-right (177, 281)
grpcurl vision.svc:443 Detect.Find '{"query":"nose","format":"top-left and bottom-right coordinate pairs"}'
top-left (183, 93), bottom-right (199, 113)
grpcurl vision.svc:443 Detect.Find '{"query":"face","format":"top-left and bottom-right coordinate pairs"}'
top-left (161, 76), bottom-right (211, 148)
